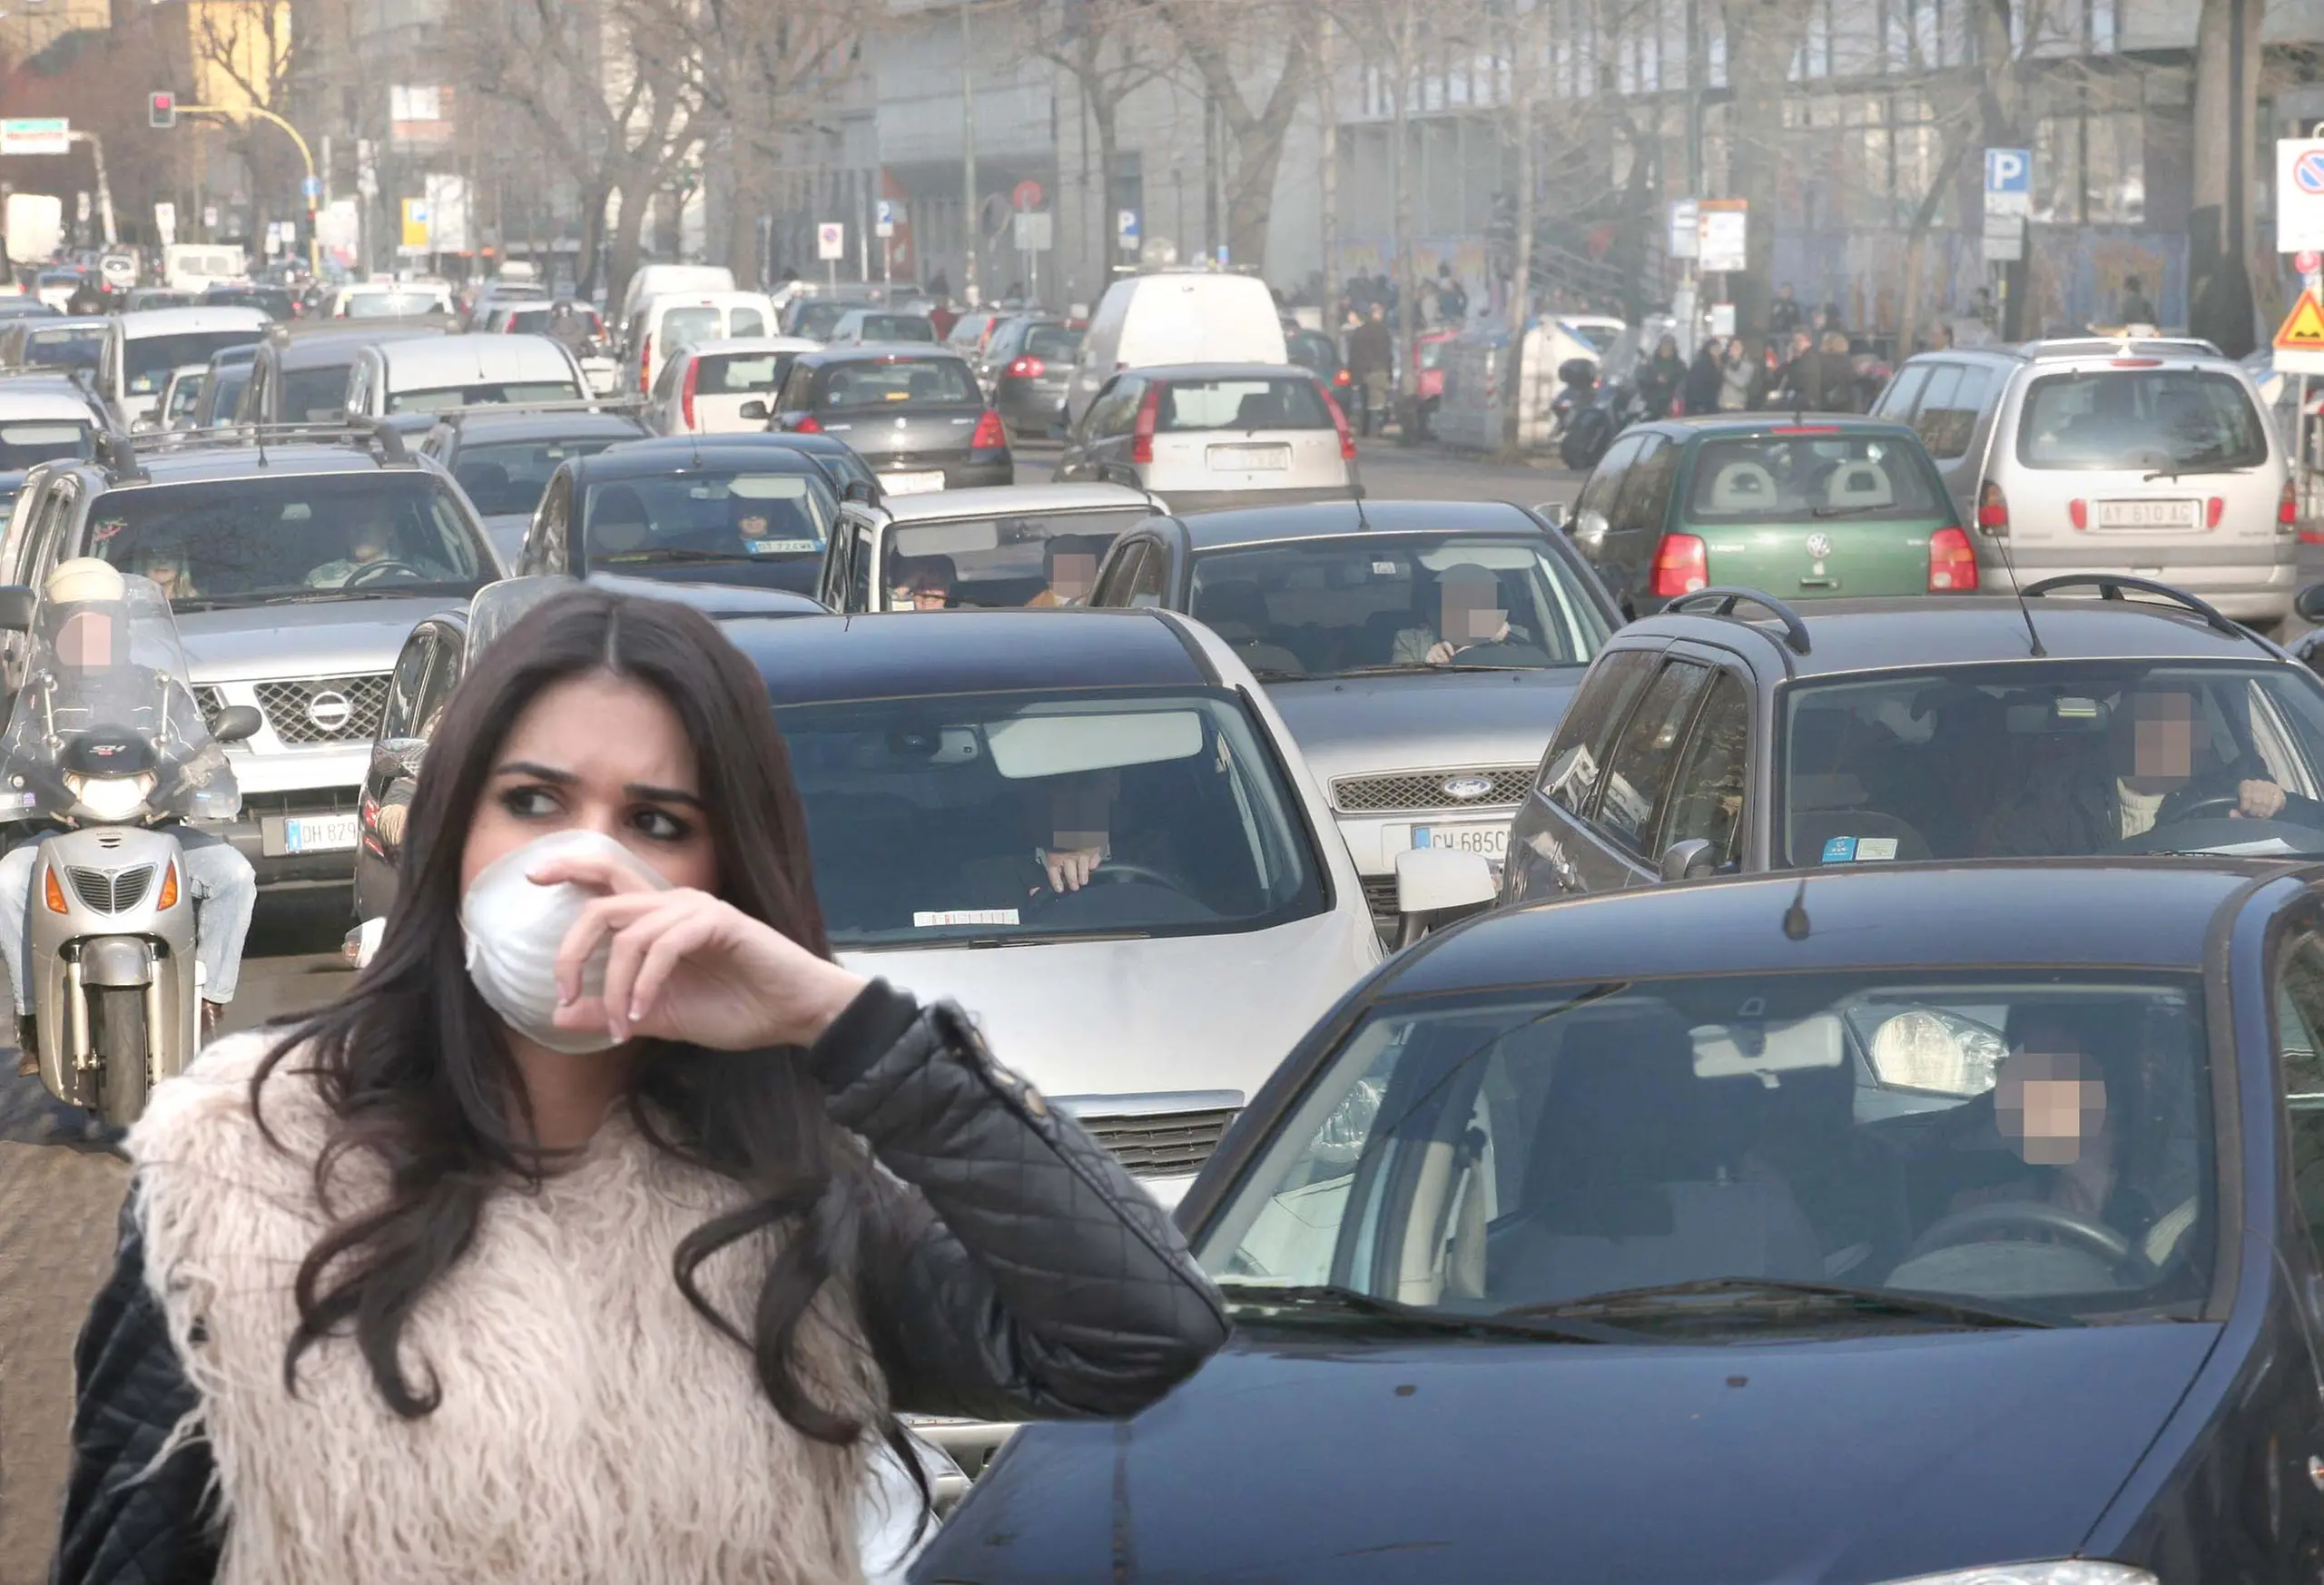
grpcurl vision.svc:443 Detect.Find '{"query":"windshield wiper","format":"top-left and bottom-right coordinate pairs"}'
top-left (1327, 664), bottom-right (1449, 677)
top-left (1493, 1276), bottom-right (2072, 1331)
top-left (1222, 1283), bottom-right (1646, 1344)
top-left (1810, 503), bottom-right (1891, 518)
top-left (268, 586), bottom-right (468, 605)
top-left (599, 549), bottom-right (771, 566)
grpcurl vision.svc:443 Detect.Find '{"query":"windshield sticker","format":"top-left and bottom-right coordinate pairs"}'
top-left (1854, 836), bottom-right (1900, 861)
top-left (2056, 697), bottom-right (2101, 719)
top-left (912, 909), bottom-right (1019, 928)
top-left (1820, 836), bottom-right (1858, 863)
top-left (746, 537), bottom-right (820, 556)
top-left (1372, 560), bottom-right (1399, 576)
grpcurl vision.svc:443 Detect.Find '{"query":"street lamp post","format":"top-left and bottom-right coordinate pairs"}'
top-left (172, 103), bottom-right (322, 272)
top-left (960, 0), bottom-right (980, 303)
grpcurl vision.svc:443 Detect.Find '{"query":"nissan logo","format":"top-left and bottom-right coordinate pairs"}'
top-left (306, 690), bottom-right (353, 731)
top-left (1806, 532), bottom-right (1834, 560)
top-left (1442, 775), bottom-right (1494, 802)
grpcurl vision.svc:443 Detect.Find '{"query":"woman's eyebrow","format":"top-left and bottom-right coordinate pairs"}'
top-left (625, 782), bottom-right (704, 808)
top-left (495, 760), bottom-right (576, 783)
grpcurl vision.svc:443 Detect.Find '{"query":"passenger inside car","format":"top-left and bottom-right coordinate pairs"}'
top-left (135, 545), bottom-right (199, 602)
top-left (1028, 536), bottom-right (1104, 607)
top-left (587, 486), bottom-right (651, 555)
top-left (890, 554), bottom-right (955, 610)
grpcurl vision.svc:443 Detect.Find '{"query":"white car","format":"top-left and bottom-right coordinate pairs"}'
top-left (625, 290), bottom-right (780, 397)
top-left (344, 333), bottom-right (590, 428)
top-left (96, 305), bottom-right (271, 428)
top-left (330, 281), bottom-right (457, 320)
top-left (645, 337), bottom-right (820, 435)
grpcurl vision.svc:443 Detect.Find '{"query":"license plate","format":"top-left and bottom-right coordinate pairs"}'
top-left (880, 470), bottom-right (947, 496)
top-left (272, 813), bottom-right (359, 855)
top-left (1207, 444), bottom-right (1292, 472)
top-left (2095, 498), bottom-right (2199, 528)
top-left (1412, 823), bottom-right (1508, 859)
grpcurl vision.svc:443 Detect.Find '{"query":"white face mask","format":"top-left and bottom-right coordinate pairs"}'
top-left (459, 828), bottom-right (673, 1054)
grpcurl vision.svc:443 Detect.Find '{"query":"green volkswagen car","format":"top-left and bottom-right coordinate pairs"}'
top-left (1550, 416), bottom-right (1973, 618)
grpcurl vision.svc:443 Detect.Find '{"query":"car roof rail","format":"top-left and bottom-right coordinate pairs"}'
top-left (127, 419), bottom-right (410, 466)
top-left (2018, 573), bottom-right (2247, 639)
top-left (1662, 586), bottom-right (1813, 655)
top-left (2022, 336), bottom-right (2225, 360)
top-left (90, 427), bottom-right (147, 483)
top-left (426, 397), bottom-right (645, 426)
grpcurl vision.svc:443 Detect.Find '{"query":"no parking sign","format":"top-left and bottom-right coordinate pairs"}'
top-left (2280, 141), bottom-right (2324, 252)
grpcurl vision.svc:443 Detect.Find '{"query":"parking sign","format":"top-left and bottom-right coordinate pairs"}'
top-left (875, 200), bottom-right (895, 240)
top-left (1117, 209), bottom-right (1140, 253)
top-left (816, 222), bottom-right (845, 261)
top-left (1984, 148), bottom-right (2031, 219)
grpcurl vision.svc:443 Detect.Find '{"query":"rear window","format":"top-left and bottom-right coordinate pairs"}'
top-left (814, 358), bottom-right (980, 409)
top-left (450, 438), bottom-right (625, 517)
top-left (1157, 376), bottom-right (1333, 432)
top-left (696, 351), bottom-right (798, 395)
top-left (2015, 369), bottom-right (2269, 473)
top-left (0, 421), bottom-right (89, 470)
top-left (279, 364), bottom-right (350, 421)
top-left (125, 330), bottom-right (264, 392)
top-left (659, 307), bottom-right (723, 352)
top-left (343, 290), bottom-right (441, 319)
top-left (581, 469), bottom-right (833, 569)
top-left (24, 327), bottom-right (101, 369)
top-left (387, 379), bottom-right (579, 415)
top-left (861, 314), bottom-right (935, 342)
top-left (792, 300), bottom-right (850, 339)
top-left (1025, 325), bottom-right (1083, 360)
top-left (1685, 432), bottom-right (1949, 522)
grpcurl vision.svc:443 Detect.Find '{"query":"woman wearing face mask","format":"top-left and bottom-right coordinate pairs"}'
top-left (54, 590), bottom-right (1229, 1585)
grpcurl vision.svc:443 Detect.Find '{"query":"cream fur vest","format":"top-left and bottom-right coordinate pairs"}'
top-left (124, 1033), bottom-right (881, 1585)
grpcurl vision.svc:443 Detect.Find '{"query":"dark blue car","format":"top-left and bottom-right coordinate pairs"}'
top-left (921, 859), bottom-right (2324, 1582)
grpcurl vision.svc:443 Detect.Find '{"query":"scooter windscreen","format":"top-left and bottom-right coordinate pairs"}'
top-left (0, 572), bottom-right (240, 825)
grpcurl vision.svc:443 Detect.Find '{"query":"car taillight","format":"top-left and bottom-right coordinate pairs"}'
top-left (1131, 382), bottom-right (1160, 465)
top-left (2206, 495), bottom-right (2224, 528)
top-left (793, 413), bottom-right (822, 434)
top-left (970, 409), bottom-right (1007, 449)
top-left (1927, 526), bottom-right (1978, 592)
top-left (1323, 383), bottom-right (1355, 460)
top-left (1005, 355), bottom-right (1045, 379)
top-left (639, 337), bottom-right (652, 393)
top-left (2282, 476), bottom-right (2300, 532)
top-left (680, 358), bottom-right (699, 431)
top-left (1976, 479), bottom-right (2009, 535)
top-left (1333, 367), bottom-right (1352, 387)
top-left (1650, 533), bottom-right (1709, 598)
top-left (2068, 497), bottom-right (2087, 530)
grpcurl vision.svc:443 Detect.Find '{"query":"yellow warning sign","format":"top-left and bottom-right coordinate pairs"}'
top-left (2278, 290), bottom-right (2324, 349)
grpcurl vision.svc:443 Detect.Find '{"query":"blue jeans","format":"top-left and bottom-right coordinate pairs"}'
top-left (0, 827), bottom-right (254, 1016)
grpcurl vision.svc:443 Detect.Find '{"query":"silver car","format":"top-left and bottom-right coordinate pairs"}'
top-left (1874, 338), bottom-right (2295, 627)
top-left (1057, 362), bottom-right (1360, 515)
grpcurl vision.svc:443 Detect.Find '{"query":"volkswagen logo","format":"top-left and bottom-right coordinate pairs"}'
top-left (306, 690), bottom-right (353, 732)
top-left (1806, 532), bottom-right (1834, 560)
top-left (1442, 774), bottom-right (1494, 802)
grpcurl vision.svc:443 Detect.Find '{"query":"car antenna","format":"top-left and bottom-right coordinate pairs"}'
top-left (1988, 523), bottom-right (2045, 657)
top-left (1781, 877), bottom-right (1812, 940)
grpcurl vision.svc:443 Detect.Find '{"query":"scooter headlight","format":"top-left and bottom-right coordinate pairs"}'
top-left (64, 772), bottom-right (155, 822)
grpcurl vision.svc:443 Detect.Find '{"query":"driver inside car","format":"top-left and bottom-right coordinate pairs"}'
top-left (304, 506), bottom-right (401, 588)
top-left (1392, 564), bottom-right (1535, 666)
top-left (1977, 685), bottom-right (2318, 856)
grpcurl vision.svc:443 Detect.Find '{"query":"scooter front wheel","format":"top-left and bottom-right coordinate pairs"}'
top-left (89, 986), bottom-right (149, 1128)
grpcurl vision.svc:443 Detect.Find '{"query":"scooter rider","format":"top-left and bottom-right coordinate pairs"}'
top-left (0, 559), bottom-right (255, 1068)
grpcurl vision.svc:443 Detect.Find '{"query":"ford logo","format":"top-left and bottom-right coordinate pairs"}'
top-left (1442, 774), bottom-right (1494, 802)
top-left (307, 690), bottom-right (353, 731)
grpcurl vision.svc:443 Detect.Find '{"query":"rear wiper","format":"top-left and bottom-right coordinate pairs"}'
top-left (1224, 1283), bottom-right (1645, 1344)
top-left (1493, 1276), bottom-right (2072, 1331)
top-left (1810, 503), bottom-right (1889, 518)
top-left (2142, 460), bottom-right (2242, 482)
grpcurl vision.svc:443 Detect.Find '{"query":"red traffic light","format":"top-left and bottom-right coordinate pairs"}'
top-left (148, 92), bottom-right (175, 130)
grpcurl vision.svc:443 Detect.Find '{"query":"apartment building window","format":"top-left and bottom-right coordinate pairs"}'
top-left (2032, 103), bottom-right (2145, 225)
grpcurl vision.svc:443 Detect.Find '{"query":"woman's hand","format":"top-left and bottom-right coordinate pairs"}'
top-left (532, 848), bottom-right (866, 1050)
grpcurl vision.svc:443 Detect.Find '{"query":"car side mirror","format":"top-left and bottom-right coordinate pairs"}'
top-left (1393, 847), bottom-right (1497, 950)
top-left (210, 704), bottom-right (263, 744)
top-left (2298, 583), bottom-right (2324, 625)
top-left (843, 478), bottom-right (879, 505)
top-left (1658, 837), bottom-right (1718, 882)
top-left (1535, 501), bottom-right (1568, 529)
top-left (0, 585), bottom-right (35, 633)
top-left (1571, 507), bottom-right (1610, 558)
top-left (1098, 462), bottom-right (1142, 488)
top-left (739, 399), bottom-right (768, 421)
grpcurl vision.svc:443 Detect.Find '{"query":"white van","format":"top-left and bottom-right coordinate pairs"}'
top-left (99, 305), bottom-right (270, 427)
top-left (1066, 271), bottom-right (1287, 427)
top-left (344, 333), bottom-right (587, 428)
top-left (625, 290), bottom-right (778, 396)
top-left (162, 244), bottom-right (248, 296)
top-left (615, 264), bottom-right (737, 349)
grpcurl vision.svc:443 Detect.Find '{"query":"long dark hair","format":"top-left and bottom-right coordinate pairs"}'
top-left (254, 589), bottom-right (915, 1490)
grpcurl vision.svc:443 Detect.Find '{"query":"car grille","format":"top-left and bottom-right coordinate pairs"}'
top-left (192, 685), bottom-right (226, 727)
top-left (1361, 875), bottom-right (1401, 935)
top-left (1331, 765), bottom-right (1534, 814)
top-left (68, 864), bottom-right (155, 913)
top-left (235, 788), bottom-right (361, 821)
top-left (251, 674), bottom-right (391, 745)
top-left (1077, 1107), bottom-right (1238, 1177)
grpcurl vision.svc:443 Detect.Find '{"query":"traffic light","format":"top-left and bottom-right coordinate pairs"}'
top-left (148, 92), bottom-right (175, 130)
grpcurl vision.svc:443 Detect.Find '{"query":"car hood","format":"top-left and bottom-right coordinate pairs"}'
top-left (176, 596), bottom-right (463, 681)
top-left (1265, 668), bottom-right (1583, 786)
top-left (927, 1322), bottom-right (2221, 1585)
top-left (833, 911), bottom-right (1374, 1103)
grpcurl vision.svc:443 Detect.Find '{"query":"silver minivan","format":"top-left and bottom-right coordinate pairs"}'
top-left (1874, 338), bottom-right (2295, 627)
top-left (1055, 362), bottom-right (1359, 516)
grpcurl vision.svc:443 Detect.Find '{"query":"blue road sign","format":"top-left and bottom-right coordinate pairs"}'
top-left (1117, 208), bottom-right (1140, 251)
top-left (301, 175), bottom-right (321, 202)
top-left (1984, 148), bottom-right (2030, 199)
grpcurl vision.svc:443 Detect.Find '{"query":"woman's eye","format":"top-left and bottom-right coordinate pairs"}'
top-left (631, 806), bottom-right (692, 842)
top-left (498, 786), bottom-right (561, 819)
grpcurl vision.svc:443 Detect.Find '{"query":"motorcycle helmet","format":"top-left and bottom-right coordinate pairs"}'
top-left (45, 557), bottom-right (124, 607)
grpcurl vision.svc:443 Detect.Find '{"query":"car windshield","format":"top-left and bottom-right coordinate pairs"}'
top-left (1288, 331), bottom-right (1338, 369)
top-left (1199, 970), bottom-right (2215, 1331)
top-left (1157, 376), bottom-right (1333, 432)
top-left (23, 327), bottom-right (101, 369)
top-left (816, 357), bottom-right (979, 409)
top-left (695, 351), bottom-right (798, 394)
top-left (450, 437), bottom-right (625, 517)
top-left (1184, 534), bottom-right (1608, 680)
top-left (859, 314), bottom-right (935, 342)
top-left (782, 686), bottom-right (1326, 948)
top-left (201, 363), bottom-right (252, 421)
top-left (126, 330), bottom-right (263, 392)
top-left (279, 364), bottom-right (351, 420)
top-left (165, 373), bottom-right (207, 421)
top-left (387, 379), bottom-right (579, 414)
top-left (581, 468), bottom-right (833, 568)
top-left (84, 473), bottom-right (489, 608)
top-left (792, 300), bottom-right (850, 339)
top-left (0, 420), bottom-right (90, 470)
top-left (1562, 320), bottom-right (1624, 353)
top-left (1781, 661), bottom-right (2324, 864)
top-left (2016, 369), bottom-right (2269, 473)
top-left (1686, 432), bottom-right (1948, 522)
top-left (1025, 325), bottom-right (1083, 360)
top-left (211, 288), bottom-right (292, 318)
top-left (344, 290), bottom-right (441, 319)
top-left (881, 507), bottom-right (1147, 610)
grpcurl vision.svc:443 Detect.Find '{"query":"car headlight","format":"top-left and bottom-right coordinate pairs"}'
top-left (1882, 1564), bottom-right (2157, 1585)
top-left (64, 772), bottom-right (154, 823)
top-left (1868, 1007), bottom-right (2006, 1096)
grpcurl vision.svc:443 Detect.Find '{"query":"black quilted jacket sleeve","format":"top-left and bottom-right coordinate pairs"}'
top-left (51, 1196), bottom-right (222, 1585)
top-left (813, 981), bottom-right (1231, 1421)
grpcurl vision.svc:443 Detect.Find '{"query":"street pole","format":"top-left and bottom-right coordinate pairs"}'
top-left (960, 0), bottom-right (980, 304)
top-left (176, 103), bottom-right (321, 273)
top-left (68, 132), bottom-right (116, 246)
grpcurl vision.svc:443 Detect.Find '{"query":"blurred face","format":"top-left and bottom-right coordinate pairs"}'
top-left (2112, 690), bottom-right (2209, 785)
top-left (350, 521), bottom-right (389, 563)
top-left (461, 672), bottom-right (718, 895)
top-left (1438, 567), bottom-right (1503, 642)
top-left (1995, 1041), bottom-right (2107, 1166)
top-left (1049, 552), bottom-right (1098, 604)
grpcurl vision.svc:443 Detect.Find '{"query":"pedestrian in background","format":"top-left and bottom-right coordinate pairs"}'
top-left (1682, 336), bottom-right (1726, 415)
top-left (1346, 300), bottom-right (1394, 436)
top-left (1718, 336), bottom-right (1764, 411)
top-left (1768, 284), bottom-right (1802, 339)
top-left (1637, 333), bottom-right (1688, 418)
top-left (53, 590), bottom-right (1228, 1585)
top-left (2120, 274), bottom-right (2158, 327)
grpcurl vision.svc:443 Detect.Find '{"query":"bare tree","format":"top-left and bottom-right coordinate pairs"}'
top-left (1720, 0), bottom-right (1816, 334)
top-left (1142, 0), bottom-right (1317, 271)
top-left (1017, 0), bottom-right (1177, 277)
